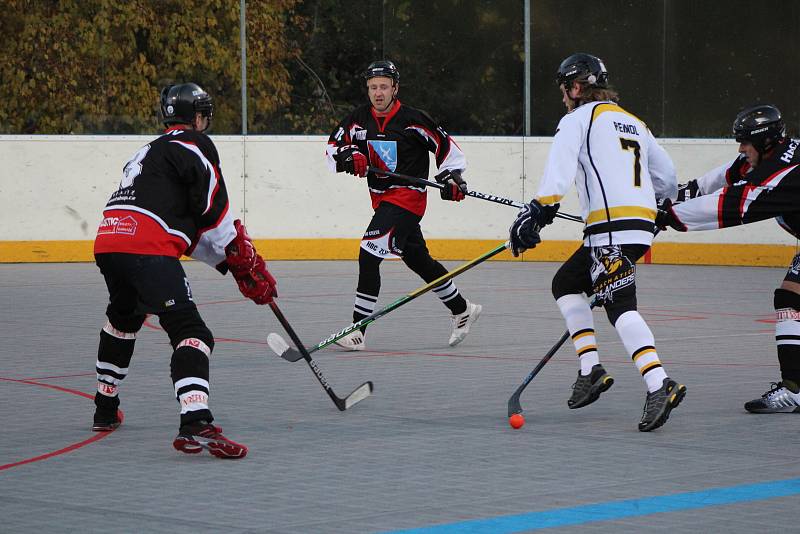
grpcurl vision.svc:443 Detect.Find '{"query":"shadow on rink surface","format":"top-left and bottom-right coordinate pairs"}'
top-left (1, 259), bottom-right (799, 533)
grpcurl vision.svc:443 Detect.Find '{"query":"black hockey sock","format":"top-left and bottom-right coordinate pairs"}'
top-left (95, 323), bottom-right (136, 406)
top-left (171, 340), bottom-right (213, 426)
top-left (355, 250), bottom-right (382, 332)
top-left (403, 253), bottom-right (466, 315)
top-left (775, 289), bottom-right (800, 383)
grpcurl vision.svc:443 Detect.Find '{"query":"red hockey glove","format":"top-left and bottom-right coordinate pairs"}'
top-left (234, 255), bottom-right (278, 305)
top-left (435, 169), bottom-right (468, 201)
top-left (334, 145), bottom-right (367, 177)
top-left (225, 220), bottom-right (257, 276)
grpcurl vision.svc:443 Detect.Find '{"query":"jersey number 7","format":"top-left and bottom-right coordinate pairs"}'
top-left (619, 138), bottom-right (641, 187)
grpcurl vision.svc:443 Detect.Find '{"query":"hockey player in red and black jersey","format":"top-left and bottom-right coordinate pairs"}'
top-left (658, 104), bottom-right (800, 413)
top-left (325, 59), bottom-right (481, 351)
top-left (92, 83), bottom-right (277, 459)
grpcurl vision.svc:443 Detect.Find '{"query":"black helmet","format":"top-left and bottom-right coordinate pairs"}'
top-left (160, 83), bottom-right (214, 126)
top-left (363, 60), bottom-right (400, 84)
top-left (556, 53), bottom-right (609, 89)
top-left (733, 104), bottom-right (786, 154)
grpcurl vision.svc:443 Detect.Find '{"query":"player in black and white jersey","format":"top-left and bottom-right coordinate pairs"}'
top-left (325, 60), bottom-right (481, 350)
top-left (509, 53), bottom-right (686, 431)
top-left (92, 83), bottom-right (278, 458)
top-left (658, 104), bottom-right (800, 413)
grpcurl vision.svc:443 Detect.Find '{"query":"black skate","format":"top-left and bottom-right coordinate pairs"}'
top-left (568, 364), bottom-right (614, 409)
top-left (639, 378), bottom-right (686, 432)
top-left (92, 394), bottom-right (121, 432)
top-left (744, 380), bottom-right (800, 413)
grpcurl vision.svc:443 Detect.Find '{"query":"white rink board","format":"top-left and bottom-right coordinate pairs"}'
top-left (0, 135), bottom-right (788, 244)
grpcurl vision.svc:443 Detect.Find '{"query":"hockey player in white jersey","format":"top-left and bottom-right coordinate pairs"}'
top-left (509, 53), bottom-right (686, 431)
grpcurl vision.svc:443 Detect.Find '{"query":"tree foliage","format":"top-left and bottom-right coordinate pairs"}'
top-left (0, 0), bottom-right (303, 134)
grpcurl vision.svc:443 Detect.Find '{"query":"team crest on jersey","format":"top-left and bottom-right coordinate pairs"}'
top-left (789, 252), bottom-right (800, 276)
top-left (367, 140), bottom-right (397, 175)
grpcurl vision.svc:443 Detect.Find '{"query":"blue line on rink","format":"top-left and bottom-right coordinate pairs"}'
top-left (383, 477), bottom-right (800, 533)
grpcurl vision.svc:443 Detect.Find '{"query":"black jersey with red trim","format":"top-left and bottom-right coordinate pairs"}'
top-left (672, 138), bottom-right (800, 237)
top-left (325, 99), bottom-right (466, 216)
top-left (94, 126), bottom-right (236, 267)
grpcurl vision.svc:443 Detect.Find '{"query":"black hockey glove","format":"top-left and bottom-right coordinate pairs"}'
top-left (334, 145), bottom-right (367, 177)
top-left (655, 198), bottom-right (687, 232)
top-left (435, 169), bottom-right (468, 201)
top-left (676, 180), bottom-right (700, 202)
top-left (508, 200), bottom-right (559, 257)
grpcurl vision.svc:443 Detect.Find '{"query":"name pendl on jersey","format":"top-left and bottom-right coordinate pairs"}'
top-left (613, 121), bottom-right (639, 135)
top-left (367, 140), bottom-right (398, 173)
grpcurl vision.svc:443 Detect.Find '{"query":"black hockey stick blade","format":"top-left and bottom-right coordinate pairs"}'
top-left (267, 305), bottom-right (373, 411)
top-left (508, 297), bottom-right (603, 417)
top-left (268, 333), bottom-right (373, 410)
top-left (267, 332), bottom-right (303, 362)
top-left (507, 329), bottom-right (571, 417)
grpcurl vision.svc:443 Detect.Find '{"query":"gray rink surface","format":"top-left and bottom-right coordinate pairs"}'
top-left (1, 258), bottom-right (798, 533)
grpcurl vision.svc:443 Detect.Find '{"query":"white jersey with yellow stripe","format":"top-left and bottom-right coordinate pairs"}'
top-left (536, 101), bottom-right (677, 246)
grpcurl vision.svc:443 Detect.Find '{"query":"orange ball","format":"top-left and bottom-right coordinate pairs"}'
top-left (509, 413), bottom-right (525, 429)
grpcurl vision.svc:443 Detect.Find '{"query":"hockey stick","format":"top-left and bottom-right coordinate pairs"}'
top-left (367, 166), bottom-right (583, 223)
top-left (267, 301), bottom-right (373, 411)
top-left (271, 241), bottom-right (510, 362)
top-left (507, 297), bottom-right (601, 418)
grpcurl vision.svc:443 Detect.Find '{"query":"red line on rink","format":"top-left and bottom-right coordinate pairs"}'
top-left (0, 377), bottom-right (122, 472)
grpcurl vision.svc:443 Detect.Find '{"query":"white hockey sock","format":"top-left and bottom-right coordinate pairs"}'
top-left (353, 291), bottom-right (378, 319)
top-left (614, 310), bottom-right (667, 392)
top-left (432, 280), bottom-right (460, 304)
top-left (556, 294), bottom-right (599, 375)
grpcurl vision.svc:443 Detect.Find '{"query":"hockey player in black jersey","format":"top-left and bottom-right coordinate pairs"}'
top-left (325, 59), bottom-right (481, 351)
top-left (92, 83), bottom-right (278, 458)
top-left (658, 104), bottom-right (800, 413)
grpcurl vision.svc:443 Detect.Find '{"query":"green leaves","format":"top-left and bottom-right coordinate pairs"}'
top-left (0, 0), bottom-right (303, 134)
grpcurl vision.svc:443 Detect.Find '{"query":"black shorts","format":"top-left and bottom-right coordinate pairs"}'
top-left (96, 253), bottom-right (197, 326)
top-left (784, 252), bottom-right (800, 284)
top-left (552, 244), bottom-right (648, 306)
top-left (360, 202), bottom-right (428, 259)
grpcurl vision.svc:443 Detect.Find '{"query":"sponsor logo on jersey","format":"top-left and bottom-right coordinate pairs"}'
top-left (97, 215), bottom-right (138, 236)
top-left (367, 140), bottom-right (398, 174)
top-left (781, 140), bottom-right (798, 164)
